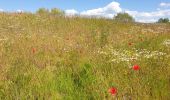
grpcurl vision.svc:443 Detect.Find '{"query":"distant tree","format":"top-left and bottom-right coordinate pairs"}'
top-left (114, 12), bottom-right (135, 22)
top-left (157, 18), bottom-right (169, 23)
top-left (50, 8), bottom-right (64, 16)
top-left (36, 8), bottom-right (49, 15)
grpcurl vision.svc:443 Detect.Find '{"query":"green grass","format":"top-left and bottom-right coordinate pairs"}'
top-left (0, 13), bottom-right (170, 99)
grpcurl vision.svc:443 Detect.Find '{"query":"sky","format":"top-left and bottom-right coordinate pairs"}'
top-left (0, 0), bottom-right (170, 23)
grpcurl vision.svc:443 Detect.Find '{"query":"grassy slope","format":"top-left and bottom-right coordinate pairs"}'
top-left (0, 13), bottom-right (170, 99)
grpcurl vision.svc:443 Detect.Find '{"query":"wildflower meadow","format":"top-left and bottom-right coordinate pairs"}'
top-left (0, 13), bottom-right (170, 99)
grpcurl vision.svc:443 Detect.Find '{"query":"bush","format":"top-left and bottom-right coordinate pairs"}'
top-left (114, 12), bottom-right (135, 22)
top-left (157, 18), bottom-right (169, 23)
top-left (36, 8), bottom-right (49, 15)
top-left (50, 8), bottom-right (64, 16)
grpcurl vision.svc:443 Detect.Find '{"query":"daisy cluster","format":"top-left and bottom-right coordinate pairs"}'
top-left (97, 45), bottom-right (167, 63)
top-left (162, 39), bottom-right (170, 47)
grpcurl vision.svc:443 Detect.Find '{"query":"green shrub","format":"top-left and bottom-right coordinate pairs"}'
top-left (114, 12), bottom-right (135, 22)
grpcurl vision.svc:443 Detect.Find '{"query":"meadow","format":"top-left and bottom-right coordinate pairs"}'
top-left (0, 13), bottom-right (170, 99)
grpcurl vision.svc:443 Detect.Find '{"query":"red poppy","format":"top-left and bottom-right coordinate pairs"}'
top-left (132, 65), bottom-right (140, 70)
top-left (32, 48), bottom-right (36, 54)
top-left (108, 87), bottom-right (117, 95)
top-left (128, 42), bottom-right (132, 46)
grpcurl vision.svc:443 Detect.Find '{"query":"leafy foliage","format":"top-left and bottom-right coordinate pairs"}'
top-left (114, 12), bottom-right (135, 22)
top-left (157, 18), bottom-right (169, 23)
top-left (36, 8), bottom-right (49, 15)
top-left (50, 8), bottom-right (64, 16)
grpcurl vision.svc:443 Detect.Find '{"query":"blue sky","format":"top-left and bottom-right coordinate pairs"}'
top-left (0, 0), bottom-right (169, 12)
top-left (0, 0), bottom-right (170, 22)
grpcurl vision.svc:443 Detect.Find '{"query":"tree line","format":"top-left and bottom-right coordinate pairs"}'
top-left (35, 8), bottom-right (169, 23)
top-left (36, 8), bottom-right (64, 16)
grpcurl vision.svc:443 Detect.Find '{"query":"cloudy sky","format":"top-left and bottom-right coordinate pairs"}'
top-left (0, 0), bottom-right (170, 23)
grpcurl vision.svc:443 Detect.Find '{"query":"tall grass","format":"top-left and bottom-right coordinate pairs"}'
top-left (0, 13), bottom-right (170, 99)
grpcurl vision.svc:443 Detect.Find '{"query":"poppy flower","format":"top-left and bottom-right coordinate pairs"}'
top-left (108, 87), bottom-right (117, 95)
top-left (132, 65), bottom-right (140, 70)
top-left (128, 42), bottom-right (132, 46)
top-left (32, 48), bottom-right (36, 54)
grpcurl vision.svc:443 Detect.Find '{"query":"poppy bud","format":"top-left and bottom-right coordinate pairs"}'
top-left (32, 48), bottom-right (36, 54)
top-left (108, 87), bottom-right (117, 95)
top-left (133, 65), bottom-right (140, 70)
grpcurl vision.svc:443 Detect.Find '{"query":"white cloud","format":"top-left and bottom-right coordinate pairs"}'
top-left (0, 9), bottom-right (4, 12)
top-left (126, 9), bottom-right (170, 18)
top-left (64, 1), bottom-right (170, 23)
top-left (65, 9), bottom-right (78, 16)
top-left (137, 19), bottom-right (157, 23)
top-left (80, 1), bottom-right (122, 18)
top-left (126, 9), bottom-right (170, 22)
top-left (16, 9), bottom-right (23, 13)
top-left (105, 1), bottom-right (122, 13)
top-left (160, 2), bottom-right (170, 7)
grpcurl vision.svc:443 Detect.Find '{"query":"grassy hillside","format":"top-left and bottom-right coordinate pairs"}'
top-left (0, 13), bottom-right (170, 99)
